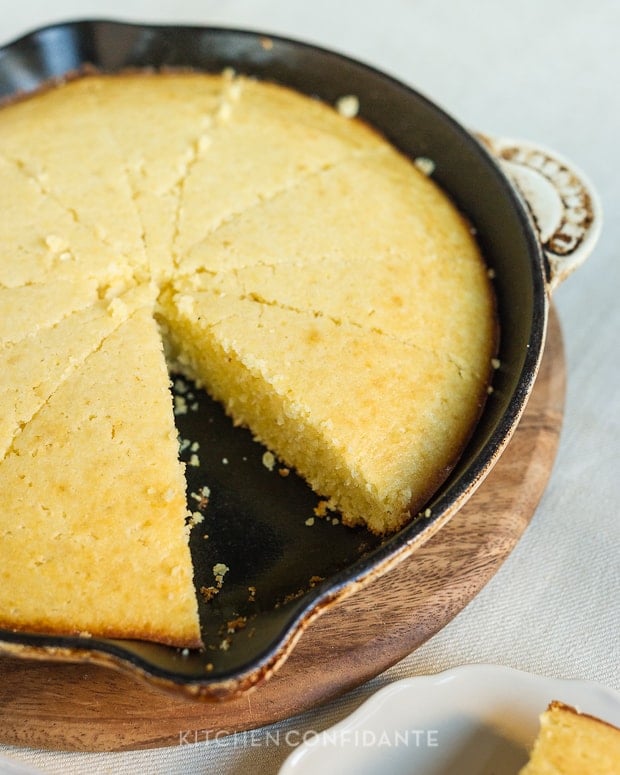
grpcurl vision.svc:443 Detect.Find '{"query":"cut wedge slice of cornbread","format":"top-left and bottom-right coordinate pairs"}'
top-left (0, 284), bottom-right (152, 459)
top-left (175, 145), bottom-right (472, 275)
top-left (193, 250), bottom-right (496, 378)
top-left (91, 72), bottom-right (227, 280)
top-left (160, 287), bottom-right (488, 534)
top-left (0, 154), bottom-right (135, 288)
top-left (0, 270), bottom-right (99, 347)
top-left (519, 701), bottom-right (620, 775)
top-left (0, 290), bottom-right (200, 646)
top-left (0, 79), bottom-right (146, 275)
top-left (174, 77), bottom-right (385, 270)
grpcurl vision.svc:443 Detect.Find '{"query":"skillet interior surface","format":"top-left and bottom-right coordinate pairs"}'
top-left (0, 20), bottom-right (547, 694)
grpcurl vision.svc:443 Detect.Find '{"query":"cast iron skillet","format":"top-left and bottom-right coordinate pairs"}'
top-left (0, 20), bottom-right (600, 698)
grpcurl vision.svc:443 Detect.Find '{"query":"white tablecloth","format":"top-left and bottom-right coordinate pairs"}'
top-left (1, 1), bottom-right (618, 772)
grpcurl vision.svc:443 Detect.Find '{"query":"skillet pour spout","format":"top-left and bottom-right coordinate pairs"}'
top-left (0, 19), bottom-right (602, 701)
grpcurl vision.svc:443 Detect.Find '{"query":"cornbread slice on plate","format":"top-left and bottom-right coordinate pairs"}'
top-left (520, 701), bottom-right (620, 774)
top-left (0, 79), bottom-right (146, 275)
top-left (91, 72), bottom-right (227, 280)
top-left (160, 287), bottom-right (488, 534)
top-left (0, 285), bottom-right (151, 459)
top-left (0, 289), bottom-right (200, 647)
top-left (174, 77), bottom-right (384, 270)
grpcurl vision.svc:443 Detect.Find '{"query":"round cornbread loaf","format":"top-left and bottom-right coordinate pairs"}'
top-left (0, 72), bottom-right (496, 645)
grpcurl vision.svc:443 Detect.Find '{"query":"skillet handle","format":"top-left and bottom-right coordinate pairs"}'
top-left (476, 134), bottom-right (602, 292)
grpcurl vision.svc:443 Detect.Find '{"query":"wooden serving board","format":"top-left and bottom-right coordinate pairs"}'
top-left (0, 309), bottom-right (566, 752)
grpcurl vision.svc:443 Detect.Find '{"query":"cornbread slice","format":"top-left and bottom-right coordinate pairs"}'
top-left (160, 287), bottom-right (488, 534)
top-left (0, 285), bottom-right (151, 459)
top-left (0, 154), bottom-right (134, 288)
top-left (176, 145), bottom-right (472, 275)
top-left (0, 292), bottom-right (200, 646)
top-left (176, 142), bottom-right (495, 376)
top-left (91, 73), bottom-right (226, 280)
top-left (520, 701), bottom-right (620, 774)
top-left (0, 271), bottom-right (99, 347)
top-left (174, 77), bottom-right (384, 269)
top-left (196, 251), bottom-right (495, 377)
top-left (0, 80), bottom-right (146, 274)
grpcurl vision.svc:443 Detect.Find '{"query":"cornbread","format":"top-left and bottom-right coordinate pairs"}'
top-left (520, 701), bottom-right (620, 774)
top-left (0, 71), bottom-right (496, 644)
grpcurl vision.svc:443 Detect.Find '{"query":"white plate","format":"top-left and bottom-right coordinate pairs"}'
top-left (279, 664), bottom-right (620, 774)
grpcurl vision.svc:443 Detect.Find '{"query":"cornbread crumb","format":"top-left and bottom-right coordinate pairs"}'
top-left (313, 500), bottom-right (330, 518)
top-left (188, 511), bottom-right (204, 526)
top-left (174, 378), bottom-right (188, 394)
top-left (107, 297), bottom-right (128, 321)
top-left (278, 467), bottom-right (290, 477)
top-left (226, 616), bottom-right (247, 633)
top-left (414, 157), bottom-right (436, 176)
top-left (190, 485), bottom-right (211, 509)
top-left (200, 585), bottom-right (219, 602)
top-left (189, 453), bottom-right (200, 467)
top-left (174, 395), bottom-right (188, 415)
top-left (262, 450), bottom-right (276, 471)
top-left (213, 563), bottom-right (229, 587)
top-left (305, 517), bottom-right (315, 526)
top-left (336, 94), bottom-right (359, 118)
top-left (280, 588), bottom-right (306, 605)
